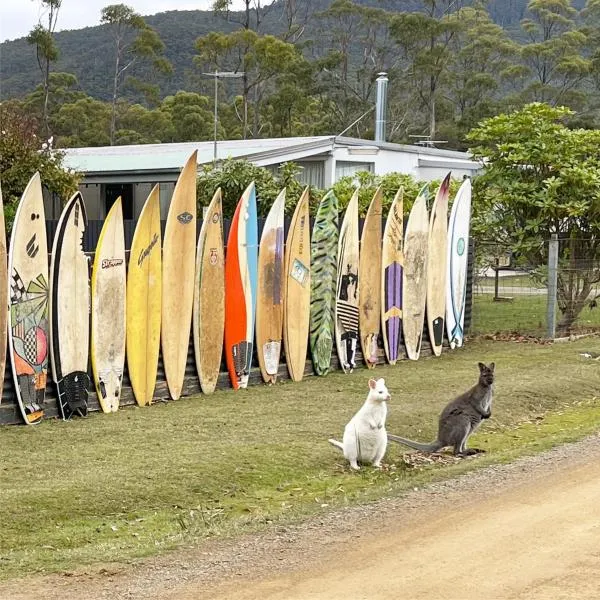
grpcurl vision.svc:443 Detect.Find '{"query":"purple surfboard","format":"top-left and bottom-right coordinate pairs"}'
top-left (384, 261), bottom-right (403, 362)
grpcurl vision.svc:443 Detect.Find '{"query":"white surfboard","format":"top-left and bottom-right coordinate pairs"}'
top-left (7, 173), bottom-right (49, 424)
top-left (446, 178), bottom-right (472, 349)
top-left (49, 192), bottom-right (90, 419)
top-left (91, 198), bottom-right (126, 413)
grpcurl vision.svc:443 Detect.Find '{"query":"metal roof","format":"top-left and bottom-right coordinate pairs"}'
top-left (62, 136), bottom-right (335, 174)
top-left (61, 135), bottom-right (478, 175)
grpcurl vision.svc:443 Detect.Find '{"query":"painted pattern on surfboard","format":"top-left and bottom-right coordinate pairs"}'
top-left (193, 188), bottom-right (225, 394)
top-left (381, 187), bottom-right (404, 364)
top-left (309, 190), bottom-right (338, 376)
top-left (446, 178), bottom-right (472, 349)
top-left (283, 188), bottom-right (311, 382)
top-left (426, 172), bottom-right (451, 357)
top-left (7, 172), bottom-right (48, 424)
top-left (91, 198), bottom-right (126, 413)
top-left (402, 184), bottom-right (430, 361)
top-left (224, 182), bottom-right (258, 389)
top-left (359, 187), bottom-right (382, 368)
top-left (49, 192), bottom-right (90, 419)
top-left (256, 189), bottom-right (285, 384)
top-left (0, 185), bottom-right (8, 402)
top-left (335, 189), bottom-right (360, 373)
top-left (126, 185), bottom-right (162, 406)
top-left (162, 152), bottom-right (198, 400)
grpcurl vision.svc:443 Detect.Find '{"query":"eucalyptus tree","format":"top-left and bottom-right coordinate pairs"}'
top-left (26, 0), bottom-right (62, 137)
top-left (100, 4), bottom-right (172, 145)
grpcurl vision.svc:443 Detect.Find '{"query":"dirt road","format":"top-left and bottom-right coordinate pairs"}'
top-left (3, 437), bottom-right (600, 600)
top-left (172, 439), bottom-right (600, 600)
top-left (182, 458), bottom-right (600, 600)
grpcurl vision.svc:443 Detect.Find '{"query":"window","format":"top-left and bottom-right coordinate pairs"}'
top-left (104, 183), bottom-right (133, 220)
top-left (296, 161), bottom-right (324, 188)
top-left (335, 161), bottom-right (374, 180)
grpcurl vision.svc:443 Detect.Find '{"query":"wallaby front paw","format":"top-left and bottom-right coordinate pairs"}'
top-left (373, 462), bottom-right (382, 469)
top-left (350, 463), bottom-right (360, 471)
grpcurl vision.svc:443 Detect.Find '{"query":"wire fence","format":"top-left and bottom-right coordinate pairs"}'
top-left (470, 239), bottom-right (600, 338)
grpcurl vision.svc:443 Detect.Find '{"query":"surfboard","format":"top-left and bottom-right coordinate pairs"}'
top-left (162, 151), bottom-right (197, 400)
top-left (403, 185), bottom-right (430, 361)
top-left (283, 188), bottom-right (311, 382)
top-left (446, 178), bottom-right (472, 349)
top-left (126, 184), bottom-right (162, 406)
top-left (193, 188), bottom-right (225, 394)
top-left (49, 192), bottom-right (90, 419)
top-left (224, 182), bottom-right (258, 390)
top-left (91, 197), bottom-right (126, 413)
top-left (0, 185), bottom-right (8, 402)
top-left (381, 187), bottom-right (404, 365)
top-left (335, 189), bottom-right (360, 373)
top-left (359, 187), bottom-right (382, 368)
top-left (427, 173), bottom-right (451, 357)
top-left (309, 190), bottom-right (338, 376)
top-left (256, 189), bottom-right (285, 384)
top-left (7, 172), bottom-right (48, 424)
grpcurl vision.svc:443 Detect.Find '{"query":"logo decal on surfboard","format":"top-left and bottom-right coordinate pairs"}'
top-left (101, 258), bottom-right (124, 269)
top-left (177, 211), bottom-right (193, 224)
top-left (290, 259), bottom-right (309, 286)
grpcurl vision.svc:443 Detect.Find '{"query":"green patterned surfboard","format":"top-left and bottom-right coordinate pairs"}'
top-left (310, 190), bottom-right (339, 376)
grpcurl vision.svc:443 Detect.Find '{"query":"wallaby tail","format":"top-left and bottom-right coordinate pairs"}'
top-left (387, 433), bottom-right (443, 453)
top-left (328, 438), bottom-right (344, 452)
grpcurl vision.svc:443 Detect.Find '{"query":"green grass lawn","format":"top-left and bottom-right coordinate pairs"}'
top-left (476, 274), bottom-right (546, 290)
top-left (472, 293), bottom-right (600, 335)
top-left (1, 338), bottom-right (600, 579)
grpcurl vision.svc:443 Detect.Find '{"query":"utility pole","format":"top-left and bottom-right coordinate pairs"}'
top-left (202, 71), bottom-right (244, 164)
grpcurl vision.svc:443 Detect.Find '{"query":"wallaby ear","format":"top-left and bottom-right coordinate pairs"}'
top-left (377, 378), bottom-right (385, 386)
top-left (489, 362), bottom-right (495, 372)
top-left (478, 362), bottom-right (486, 371)
top-left (368, 378), bottom-right (377, 389)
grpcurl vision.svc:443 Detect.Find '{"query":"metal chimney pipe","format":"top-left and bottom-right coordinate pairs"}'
top-left (375, 72), bottom-right (388, 142)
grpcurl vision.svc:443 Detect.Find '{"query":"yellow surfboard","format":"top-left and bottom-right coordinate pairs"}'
top-left (283, 188), bottom-right (311, 382)
top-left (126, 185), bottom-right (162, 406)
top-left (91, 197), bottom-right (126, 413)
top-left (162, 152), bottom-right (198, 400)
top-left (192, 188), bottom-right (225, 395)
top-left (359, 187), bottom-right (383, 368)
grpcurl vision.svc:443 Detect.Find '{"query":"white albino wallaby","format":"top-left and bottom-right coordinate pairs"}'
top-left (328, 377), bottom-right (391, 470)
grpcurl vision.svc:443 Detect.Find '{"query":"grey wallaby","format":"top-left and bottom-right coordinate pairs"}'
top-left (388, 362), bottom-right (495, 456)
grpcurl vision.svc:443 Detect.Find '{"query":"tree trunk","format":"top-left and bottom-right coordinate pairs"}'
top-left (43, 56), bottom-right (51, 138)
top-left (556, 275), bottom-right (592, 334)
top-left (110, 50), bottom-right (120, 146)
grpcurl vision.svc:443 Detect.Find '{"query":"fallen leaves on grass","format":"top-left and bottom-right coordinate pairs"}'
top-left (477, 333), bottom-right (552, 344)
top-left (399, 452), bottom-right (462, 469)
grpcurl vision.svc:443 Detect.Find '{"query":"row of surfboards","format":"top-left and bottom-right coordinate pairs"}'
top-left (1, 151), bottom-right (471, 425)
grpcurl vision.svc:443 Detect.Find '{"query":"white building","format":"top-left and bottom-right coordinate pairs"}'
top-left (60, 135), bottom-right (481, 220)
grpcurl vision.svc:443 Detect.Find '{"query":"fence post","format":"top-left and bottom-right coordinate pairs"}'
top-left (547, 234), bottom-right (559, 339)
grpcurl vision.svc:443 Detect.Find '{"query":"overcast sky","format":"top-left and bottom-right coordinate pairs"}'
top-left (0, 0), bottom-right (245, 42)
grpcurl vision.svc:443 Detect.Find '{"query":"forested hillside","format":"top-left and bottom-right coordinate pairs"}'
top-left (0, 0), bottom-right (596, 150)
top-left (2, 0), bottom-right (585, 99)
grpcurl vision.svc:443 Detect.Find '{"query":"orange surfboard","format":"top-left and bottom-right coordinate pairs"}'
top-left (224, 183), bottom-right (258, 389)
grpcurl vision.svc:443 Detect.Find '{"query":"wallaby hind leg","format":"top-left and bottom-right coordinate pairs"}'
top-left (453, 428), bottom-right (471, 456)
top-left (454, 429), bottom-right (485, 456)
top-left (372, 442), bottom-right (386, 469)
top-left (344, 439), bottom-right (360, 471)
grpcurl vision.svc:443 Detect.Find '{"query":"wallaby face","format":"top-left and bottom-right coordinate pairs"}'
top-left (388, 361), bottom-right (496, 457)
top-left (478, 362), bottom-right (495, 387)
top-left (369, 377), bottom-right (391, 403)
top-left (328, 377), bottom-right (390, 470)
